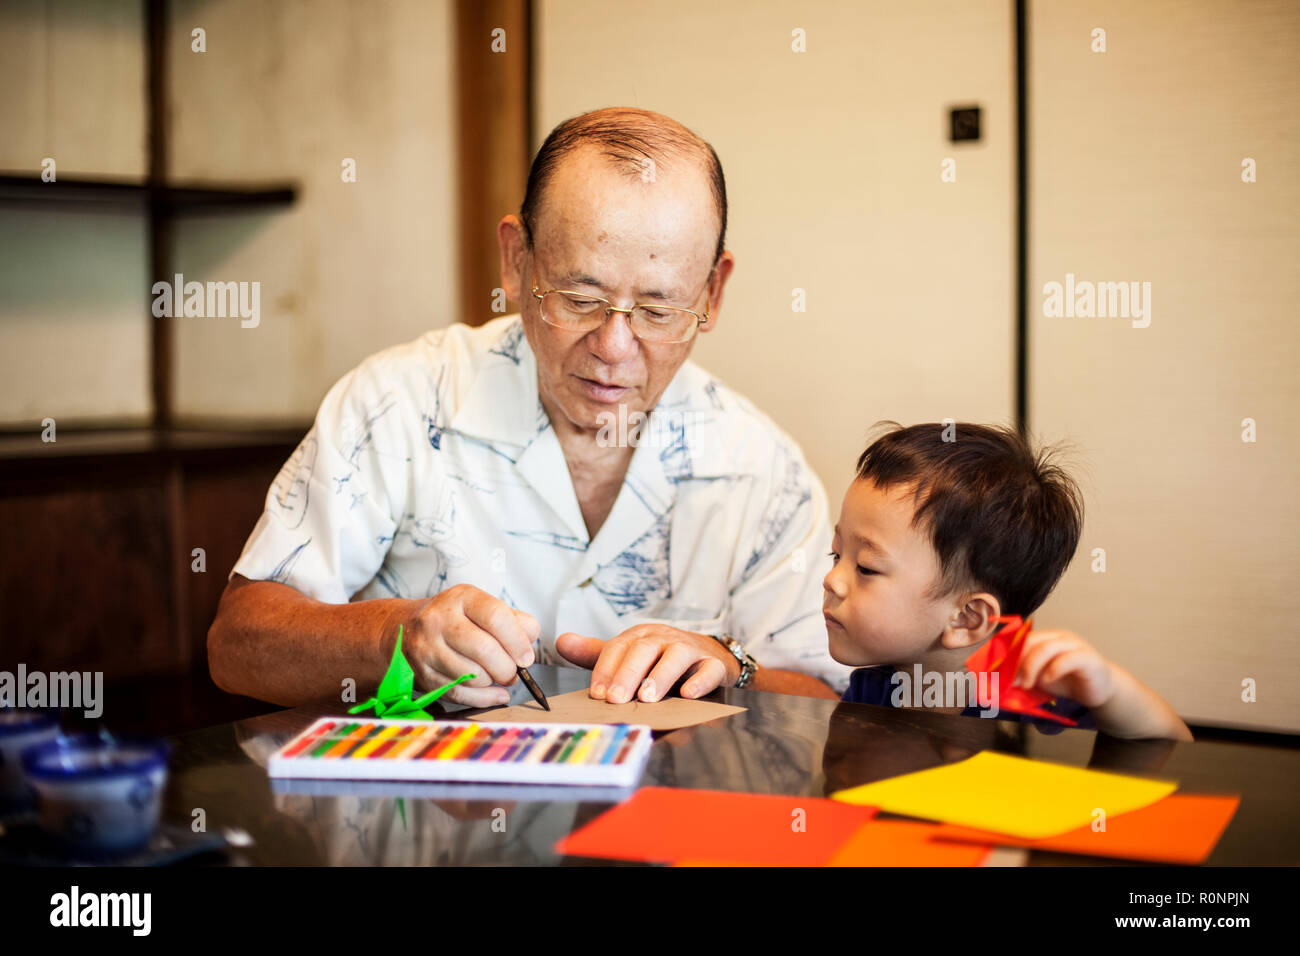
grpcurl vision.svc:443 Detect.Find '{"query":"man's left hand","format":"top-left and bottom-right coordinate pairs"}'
top-left (555, 626), bottom-right (742, 702)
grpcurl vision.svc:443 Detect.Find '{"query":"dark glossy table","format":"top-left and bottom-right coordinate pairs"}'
top-left (165, 665), bottom-right (1300, 865)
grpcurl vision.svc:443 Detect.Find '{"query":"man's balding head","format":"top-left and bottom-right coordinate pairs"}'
top-left (520, 107), bottom-right (728, 266)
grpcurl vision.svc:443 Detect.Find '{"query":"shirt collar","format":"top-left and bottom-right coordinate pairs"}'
top-left (447, 318), bottom-right (546, 449)
top-left (449, 316), bottom-right (736, 479)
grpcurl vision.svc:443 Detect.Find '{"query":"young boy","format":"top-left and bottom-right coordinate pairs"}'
top-left (824, 423), bottom-right (1191, 741)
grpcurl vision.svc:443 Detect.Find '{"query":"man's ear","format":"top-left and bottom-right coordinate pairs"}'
top-left (497, 214), bottom-right (529, 304)
top-left (700, 250), bottom-right (735, 332)
top-left (939, 592), bottom-right (1002, 650)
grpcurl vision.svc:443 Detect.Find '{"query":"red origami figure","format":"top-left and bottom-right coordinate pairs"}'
top-left (963, 615), bottom-right (1078, 726)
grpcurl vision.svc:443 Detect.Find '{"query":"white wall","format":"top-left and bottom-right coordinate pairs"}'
top-left (539, 0), bottom-right (1300, 732)
top-left (168, 0), bottom-right (459, 421)
top-left (0, 0), bottom-right (151, 425)
top-left (1029, 0), bottom-right (1300, 731)
top-left (536, 0), bottom-right (1016, 513)
top-left (0, 0), bottom-right (460, 427)
top-left (0, 0), bottom-right (147, 178)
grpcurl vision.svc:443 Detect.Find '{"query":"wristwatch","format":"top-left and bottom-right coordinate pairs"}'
top-left (711, 634), bottom-right (758, 689)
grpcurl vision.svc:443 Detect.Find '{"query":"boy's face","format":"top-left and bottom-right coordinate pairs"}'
top-left (823, 478), bottom-right (956, 666)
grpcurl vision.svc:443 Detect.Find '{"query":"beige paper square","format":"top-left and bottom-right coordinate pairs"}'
top-left (474, 688), bottom-right (746, 731)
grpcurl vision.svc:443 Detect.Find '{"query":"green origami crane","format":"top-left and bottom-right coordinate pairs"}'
top-left (347, 626), bottom-right (475, 719)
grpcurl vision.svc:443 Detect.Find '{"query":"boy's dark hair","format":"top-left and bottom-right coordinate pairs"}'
top-left (855, 423), bottom-right (1084, 616)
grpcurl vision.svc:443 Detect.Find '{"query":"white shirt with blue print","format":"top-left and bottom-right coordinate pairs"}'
top-left (231, 315), bottom-right (853, 691)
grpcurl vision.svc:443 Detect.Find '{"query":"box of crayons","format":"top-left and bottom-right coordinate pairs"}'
top-left (267, 718), bottom-right (653, 788)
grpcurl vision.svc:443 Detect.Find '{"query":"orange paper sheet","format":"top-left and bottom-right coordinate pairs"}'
top-left (828, 820), bottom-right (992, 866)
top-left (680, 820), bottom-right (992, 867)
top-left (555, 787), bottom-right (877, 865)
top-left (931, 793), bottom-right (1239, 864)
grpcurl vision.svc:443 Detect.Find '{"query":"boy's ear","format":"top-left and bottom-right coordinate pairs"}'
top-left (939, 592), bottom-right (1002, 650)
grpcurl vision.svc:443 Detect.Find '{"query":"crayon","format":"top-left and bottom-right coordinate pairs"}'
top-left (423, 724), bottom-right (473, 760)
top-left (599, 725), bottom-right (630, 764)
top-left (468, 727), bottom-right (506, 760)
top-left (557, 729), bottom-right (586, 763)
top-left (613, 728), bottom-right (642, 764)
top-left (353, 723), bottom-right (404, 759)
top-left (435, 724), bottom-right (483, 760)
top-left (481, 727), bottom-right (520, 762)
top-left (338, 723), bottom-right (386, 758)
top-left (540, 730), bottom-right (574, 764)
top-left (571, 727), bottom-right (603, 764)
top-left (386, 724), bottom-right (439, 759)
top-left (368, 724), bottom-right (418, 759)
top-left (284, 721), bottom-right (336, 758)
top-left (459, 726), bottom-right (494, 760)
top-left (523, 728), bottom-right (563, 763)
top-left (500, 728), bottom-right (531, 762)
top-left (325, 723), bottom-right (376, 758)
top-left (410, 725), bottom-right (457, 759)
top-left (513, 729), bottom-right (547, 762)
top-left (311, 722), bottom-right (358, 758)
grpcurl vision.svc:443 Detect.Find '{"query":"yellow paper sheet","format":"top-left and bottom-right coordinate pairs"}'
top-left (831, 751), bottom-right (1177, 840)
top-left (473, 688), bottom-right (747, 731)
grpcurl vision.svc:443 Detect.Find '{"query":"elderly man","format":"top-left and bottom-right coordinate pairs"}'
top-left (209, 107), bottom-right (850, 708)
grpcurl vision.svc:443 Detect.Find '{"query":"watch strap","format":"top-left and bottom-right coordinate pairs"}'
top-left (712, 634), bottom-right (758, 689)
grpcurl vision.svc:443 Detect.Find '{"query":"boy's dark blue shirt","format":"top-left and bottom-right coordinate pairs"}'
top-left (842, 665), bottom-right (1096, 733)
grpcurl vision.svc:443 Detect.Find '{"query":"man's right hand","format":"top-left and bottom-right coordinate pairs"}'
top-left (390, 584), bottom-right (541, 707)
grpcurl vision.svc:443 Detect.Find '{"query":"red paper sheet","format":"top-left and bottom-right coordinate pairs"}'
top-left (931, 793), bottom-right (1240, 864)
top-left (555, 787), bottom-right (877, 865)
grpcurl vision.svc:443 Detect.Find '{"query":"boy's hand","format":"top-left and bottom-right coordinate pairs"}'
top-left (1013, 628), bottom-right (1116, 708)
top-left (1012, 627), bottom-right (1193, 742)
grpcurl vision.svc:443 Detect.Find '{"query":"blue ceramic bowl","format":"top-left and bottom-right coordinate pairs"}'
top-left (21, 733), bottom-right (170, 856)
top-left (0, 708), bottom-right (61, 811)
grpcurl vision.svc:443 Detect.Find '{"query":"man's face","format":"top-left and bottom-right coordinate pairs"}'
top-left (513, 145), bottom-right (726, 433)
top-left (823, 478), bottom-right (956, 666)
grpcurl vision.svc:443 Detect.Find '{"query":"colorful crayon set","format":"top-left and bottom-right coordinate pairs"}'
top-left (268, 718), bottom-right (653, 787)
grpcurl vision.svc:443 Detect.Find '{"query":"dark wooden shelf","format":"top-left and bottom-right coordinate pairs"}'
top-left (0, 425), bottom-right (308, 482)
top-left (0, 174), bottom-right (297, 213)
